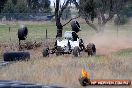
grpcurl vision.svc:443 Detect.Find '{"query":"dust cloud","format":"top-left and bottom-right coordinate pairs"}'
top-left (85, 30), bottom-right (132, 55)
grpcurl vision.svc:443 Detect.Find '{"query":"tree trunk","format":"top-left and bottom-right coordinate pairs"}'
top-left (55, 0), bottom-right (63, 38)
top-left (56, 18), bottom-right (63, 38)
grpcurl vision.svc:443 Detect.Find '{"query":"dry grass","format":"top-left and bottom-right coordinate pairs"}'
top-left (0, 54), bottom-right (131, 88)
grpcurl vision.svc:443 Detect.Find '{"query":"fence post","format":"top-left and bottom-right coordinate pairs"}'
top-left (9, 26), bottom-right (11, 42)
top-left (46, 29), bottom-right (48, 39)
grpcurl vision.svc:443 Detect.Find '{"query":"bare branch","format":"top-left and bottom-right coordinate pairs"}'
top-left (73, 0), bottom-right (99, 32)
top-left (104, 13), bottom-right (114, 24)
top-left (62, 0), bottom-right (66, 8)
top-left (62, 16), bottom-right (80, 27)
top-left (85, 18), bottom-right (98, 32)
top-left (72, 0), bottom-right (81, 10)
top-left (53, 1), bottom-right (56, 8)
top-left (59, 0), bottom-right (70, 17)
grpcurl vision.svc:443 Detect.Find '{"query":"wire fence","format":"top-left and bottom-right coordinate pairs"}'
top-left (0, 12), bottom-right (76, 21)
top-left (0, 13), bottom-right (54, 21)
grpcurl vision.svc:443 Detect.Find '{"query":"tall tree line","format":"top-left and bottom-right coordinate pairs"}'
top-left (0, 0), bottom-right (51, 13)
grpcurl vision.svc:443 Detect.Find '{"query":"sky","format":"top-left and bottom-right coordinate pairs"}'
top-left (50, 0), bottom-right (79, 6)
top-left (50, 0), bottom-right (65, 6)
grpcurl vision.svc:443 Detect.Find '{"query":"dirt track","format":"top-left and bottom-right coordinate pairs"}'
top-left (29, 34), bottom-right (132, 58)
top-left (1, 32), bottom-right (132, 59)
top-left (29, 28), bottom-right (132, 58)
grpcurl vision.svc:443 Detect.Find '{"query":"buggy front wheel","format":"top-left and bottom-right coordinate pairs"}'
top-left (73, 46), bottom-right (80, 57)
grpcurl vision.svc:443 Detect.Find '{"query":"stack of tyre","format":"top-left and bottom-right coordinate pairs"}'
top-left (3, 25), bottom-right (30, 61)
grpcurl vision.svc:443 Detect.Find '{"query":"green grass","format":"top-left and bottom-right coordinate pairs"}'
top-left (0, 20), bottom-right (131, 42)
top-left (0, 21), bottom-right (96, 43)
top-left (0, 23), bottom-right (57, 42)
top-left (114, 48), bottom-right (132, 57)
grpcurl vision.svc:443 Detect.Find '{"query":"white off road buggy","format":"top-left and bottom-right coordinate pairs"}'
top-left (42, 31), bottom-right (96, 57)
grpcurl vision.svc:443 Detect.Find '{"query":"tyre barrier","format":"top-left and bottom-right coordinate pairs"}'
top-left (0, 80), bottom-right (65, 88)
top-left (18, 26), bottom-right (28, 40)
top-left (3, 51), bottom-right (30, 61)
top-left (70, 21), bottom-right (81, 33)
top-left (79, 77), bottom-right (91, 86)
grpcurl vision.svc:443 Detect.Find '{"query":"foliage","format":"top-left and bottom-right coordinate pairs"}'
top-left (0, 0), bottom-right (7, 13)
top-left (78, 0), bottom-right (130, 31)
top-left (12, 0), bottom-right (17, 5)
top-left (62, 7), bottom-right (71, 20)
top-left (121, 2), bottom-right (132, 17)
top-left (79, 0), bottom-right (96, 21)
top-left (114, 15), bottom-right (129, 25)
top-left (1, 0), bottom-right (51, 13)
top-left (114, 0), bottom-right (131, 25)
top-left (15, 0), bottom-right (28, 13)
top-left (27, 0), bottom-right (51, 13)
top-left (2, 0), bottom-right (15, 13)
top-left (39, 0), bottom-right (51, 12)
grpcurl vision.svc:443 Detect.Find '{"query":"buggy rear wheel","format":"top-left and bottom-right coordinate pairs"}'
top-left (42, 47), bottom-right (49, 57)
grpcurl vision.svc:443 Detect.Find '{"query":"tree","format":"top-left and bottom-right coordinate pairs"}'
top-left (53, 0), bottom-right (131, 37)
top-left (2, 0), bottom-right (15, 13)
top-left (78, 0), bottom-right (130, 32)
top-left (27, 0), bottom-right (51, 13)
top-left (39, 0), bottom-right (51, 12)
top-left (62, 7), bottom-right (71, 20)
top-left (15, 0), bottom-right (28, 13)
top-left (27, 0), bottom-right (39, 12)
top-left (114, 0), bottom-right (132, 25)
top-left (0, 0), bottom-right (7, 13)
top-left (2, 0), bottom-right (16, 20)
top-left (54, 0), bottom-right (71, 37)
top-left (120, 0), bottom-right (132, 17)
top-left (12, 0), bottom-right (17, 5)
